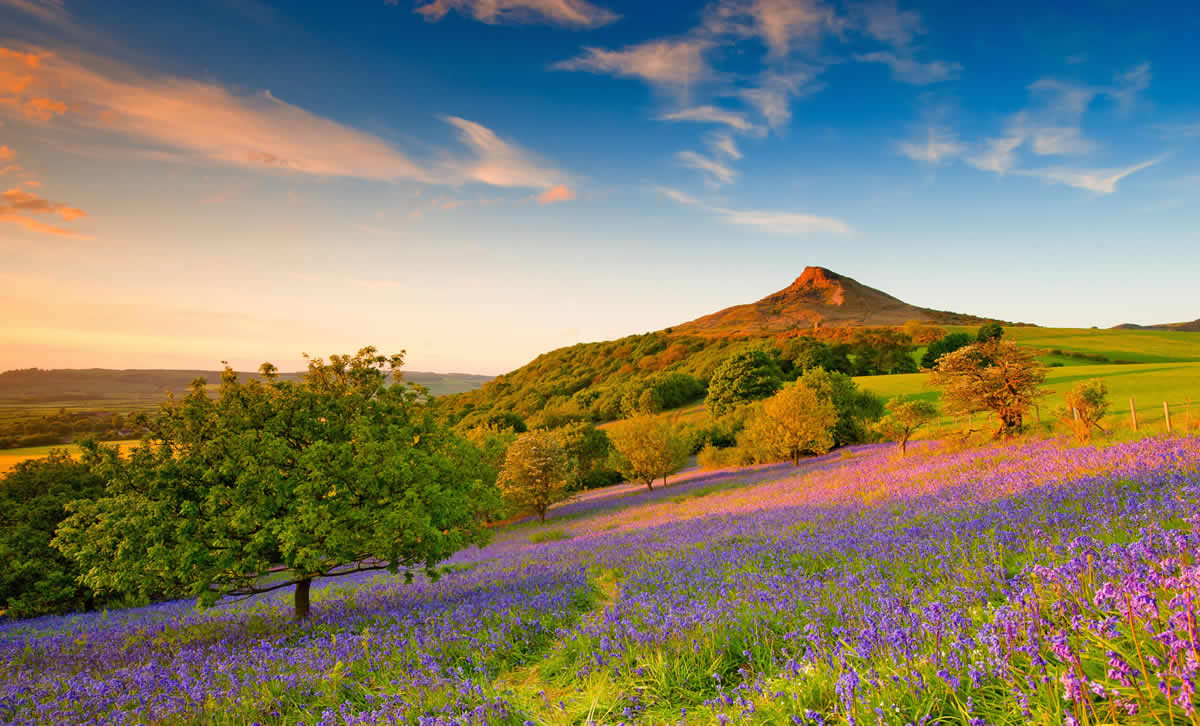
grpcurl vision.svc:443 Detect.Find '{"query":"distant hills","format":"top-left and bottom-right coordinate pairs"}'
top-left (1113, 319), bottom-right (1200, 332)
top-left (0, 368), bottom-right (493, 408)
top-left (672, 266), bottom-right (1009, 336)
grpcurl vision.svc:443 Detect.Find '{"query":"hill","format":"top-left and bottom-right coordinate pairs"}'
top-left (672, 266), bottom-right (1010, 336)
top-left (1113, 319), bottom-right (1200, 332)
top-left (0, 367), bottom-right (491, 425)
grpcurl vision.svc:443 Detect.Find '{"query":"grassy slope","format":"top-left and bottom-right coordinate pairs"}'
top-left (0, 441), bottom-right (138, 475)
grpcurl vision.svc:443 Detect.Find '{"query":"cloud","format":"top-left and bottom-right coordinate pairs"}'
top-left (413, 0), bottom-right (618, 27)
top-left (0, 0), bottom-right (67, 25)
top-left (537, 184), bottom-right (575, 204)
top-left (854, 0), bottom-right (922, 48)
top-left (553, 38), bottom-right (713, 89)
top-left (855, 51), bottom-right (960, 84)
top-left (898, 129), bottom-right (963, 163)
top-left (654, 185), bottom-right (700, 206)
top-left (0, 186), bottom-right (90, 238)
top-left (656, 184), bottom-right (849, 235)
top-left (714, 206), bottom-right (851, 235)
top-left (0, 145), bottom-right (11, 161)
top-left (704, 0), bottom-right (842, 58)
top-left (708, 132), bottom-right (742, 159)
top-left (738, 67), bottom-right (823, 130)
top-left (1030, 62), bottom-right (1151, 117)
top-left (0, 46), bottom-right (570, 193)
top-left (965, 136), bottom-right (1023, 174)
top-left (441, 115), bottom-right (566, 189)
top-left (1029, 126), bottom-right (1093, 156)
top-left (1019, 156), bottom-right (1161, 194)
top-left (677, 150), bottom-right (737, 185)
top-left (0, 164), bottom-right (20, 175)
top-left (658, 104), bottom-right (755, 131)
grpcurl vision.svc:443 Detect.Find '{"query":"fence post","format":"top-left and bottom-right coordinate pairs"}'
top-left (1130, 397), bottom-right (1138, 431)
top-left (1164, 401), bottom-right (1172, 433)
top-left (1187, 399), bottom-right (1192, 432)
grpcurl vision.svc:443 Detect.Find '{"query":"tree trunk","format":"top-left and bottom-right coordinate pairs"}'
top-left (538, 507), bottom-right (546, 523)
top-left (662, 473), bottom-right (667, 487)
top-left (900, 438), bottom-right (908, 456)
top-left (645, 479), bottom-right (654, 491)
top-left (792, 450), bottom-right (800, 466)
top-left (294, 577), bottom-right (312, 621)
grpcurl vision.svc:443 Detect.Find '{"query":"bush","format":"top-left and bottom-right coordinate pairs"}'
top-left (706, 350), bottom-right (783, 417)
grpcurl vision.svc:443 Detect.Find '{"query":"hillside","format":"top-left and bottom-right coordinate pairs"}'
top-left (672, 266), bottom-right (1010, 336)
top-left (1114, 318), bottom-right (1200, 332)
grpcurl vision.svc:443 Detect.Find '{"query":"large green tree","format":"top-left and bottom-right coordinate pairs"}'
top-left (607, 415), bottom-right (690, 490)
top-left (797, 367), bottom-right (886, 447)
top-left (757, 384), bottom-right (838, 465)
top-left (54, 348), bottom-right (500, 620)
top-left (705, 350), bottom-right (783, 417)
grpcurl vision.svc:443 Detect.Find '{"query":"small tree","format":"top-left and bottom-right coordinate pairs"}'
top-left (706, 350), bottom-right (783, 416)
top-left (497, 429), bottom-right (573, 522)
top-left (929, 339), bottom-right (1046, 438)
top-left (759, 384), bottom-right (838, 465)
top-left (920, 332), bottom-right (971, 369)
top-left (976, 323), bottom-right (1004, 342)
top-left (1058, 379), bottom-right (1110, 442)
top-left (54, 348), bottom-right (500, 620)
top-left (875, 398), bottom-right (939, 455)
top-left (607, 415), bottom-right (690, 490)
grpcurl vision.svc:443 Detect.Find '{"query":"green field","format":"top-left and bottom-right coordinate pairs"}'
top-left (0, 440), bottom-right (139, 475)
top-left (954, 326), bottom-right (1200, 363)
top-left (856, 360), bottom-right (1200, 433)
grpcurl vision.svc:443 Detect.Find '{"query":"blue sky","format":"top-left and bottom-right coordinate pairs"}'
top-left (1, 0), bottom-right (1197, 375)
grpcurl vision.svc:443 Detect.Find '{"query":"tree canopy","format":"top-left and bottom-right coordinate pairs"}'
top-left (705, 350), bottom-right (783, 417)
top-left (757, 384), bottom-right (838, 465)
top-left (607, 415), bottom-right (690, 490)
top-left (875, 398), bottom-right (939, 455)
top-left (929, 339), bottom-right (1046, 438)
top-left (497, 429), bottom-right (573, 522)
top-left (53, 348), bottom-right (501, 619)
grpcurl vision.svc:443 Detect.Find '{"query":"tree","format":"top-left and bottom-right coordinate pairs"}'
top-left (875, 398), bottom-right (939, 455)
top-left (903, 321), bottom-right (948, 345)
top-left (0, 452), bottom-right (140, 618)
top-left (1058, 379), bottom-right (1110, 442)
top-left (497, 429), bottom-right (573, 522)
top-left (920, 332), bottom-right (971, 369)
top-left (850, 328), bottom-right (917, 376)
top-left (705, 350), bottom-right (783, 417)
top-left (607, 415), bottom-right (690, 490)
top-left (976, 323), bottom-right (1004, 342)
top-left (558, 422), bottom-right (614, 490)
top-left (758, 384), bottom-right (838, 465)
top-left (54, 348), bottom-right (500, 620)
top-left (797, 367), bottom-right (886, 447)
top-left (928, 339), bottom-right (1047, 438)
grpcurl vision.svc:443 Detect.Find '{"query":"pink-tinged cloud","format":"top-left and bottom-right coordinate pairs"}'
top-left (0, 184), bottom-right (90, 238)
top-left (554, 38), bottom-right (713, 89)
top-left (537, 184), bottom-right (575, 204)
top-left (0, 46), bottom-right (571, 192)
top-left (414, 0), bottom-right (618, 28)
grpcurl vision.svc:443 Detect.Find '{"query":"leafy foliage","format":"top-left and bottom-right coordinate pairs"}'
top-left (607, 415), bottom-right (690, 490)
top-left (705, 350), bottom-right (783, 417)
top-left (929, 339), bottom-right (1047, 437)
top-left (874, 398), bottom-right (939, 455)
top-left (797, 367), bottom-right (885, 447)
top-left (752, 384), bottom-right (838, 465)
top-left (976, 322), bottom-right (1004, 342)
top-left (497, 429), bottom-right (573, 522)
top-left (53, 348), bottom-right (501, 619)
top-left (1057, 378), bottom-right (1110, 442)
top-left (0, 452), bottom-right (145, 618)
top-left (919, 331), bottom-right (972, 369)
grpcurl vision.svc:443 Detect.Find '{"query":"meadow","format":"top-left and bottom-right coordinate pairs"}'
top-left (4, 433), bottom-right (1200, 724)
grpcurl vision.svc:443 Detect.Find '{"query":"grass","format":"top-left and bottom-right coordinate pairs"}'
top-left (952, 325), bottom-right (1200, 363)
top-left (855, 360), bottom-right (1200, 434)
top-left (0, 440), bottom-right (138, 475)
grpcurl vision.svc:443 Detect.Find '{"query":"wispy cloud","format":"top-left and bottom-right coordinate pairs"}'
top-left (0, 0), bottom-right (68, 26)
top-left (708, 132), bottom-right (742, 159)
top-left (536, 184), bottom-right (575, 204)
top-left (738, 67), bottom-right (823, 130)
top-left (965, 136), bottom-right (1023, 174)
top-left (441, 115), bottom-right (566, 190)
top-left (854, 0), bottom-right (922, 48)
top-left (658, 105), bottom-right (756, 131)
top-left (1029, 62), bottom-right (1151, 117)
top-left (703, 0), bottom-right (842, 58)
top-left (1019, 156), bottom-right (1162, 194)
top-left (0, 186), bottom-right (90, 238)
top-left (655, 185), bottom-right (849, 236)
top-left (715, 207), bottom-right (851, 235)
top-left (898, 129), bottom-right (963, 163)
top-left (855, 51), bottom-right (960, 85)
top-left (677, 150), bottom-right (737, 185)
top-left (0, 145), bottom-right (12, 161)
top-left (412, 0), bottom-right (618, 28)
top-left (1, 45), bottom-right (570, 193)
top-left (553, 38), bottom-right (713, 90)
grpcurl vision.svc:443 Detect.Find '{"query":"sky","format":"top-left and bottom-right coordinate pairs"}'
top-left (1, 0), bottom-right (1198, 376)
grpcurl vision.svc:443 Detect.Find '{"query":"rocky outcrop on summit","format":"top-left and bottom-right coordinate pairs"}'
top-left (671, 266), bottom-right (1004, 337)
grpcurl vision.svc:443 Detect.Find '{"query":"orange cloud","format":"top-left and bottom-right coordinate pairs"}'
top-left (0, 145), bottom-right (12, 161)
top-left (22, 179), bottom-right (40, 187)
top-left (23, 97), bottom-right (68, 120)
top-left (0, 48), bottom-right (47, 69)
top-left (0, 164), bottom-right (21, 175)
top-left (537, 184), bottom-right (575, 204)
top-left (0, 186), bottom-right (90, 239)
